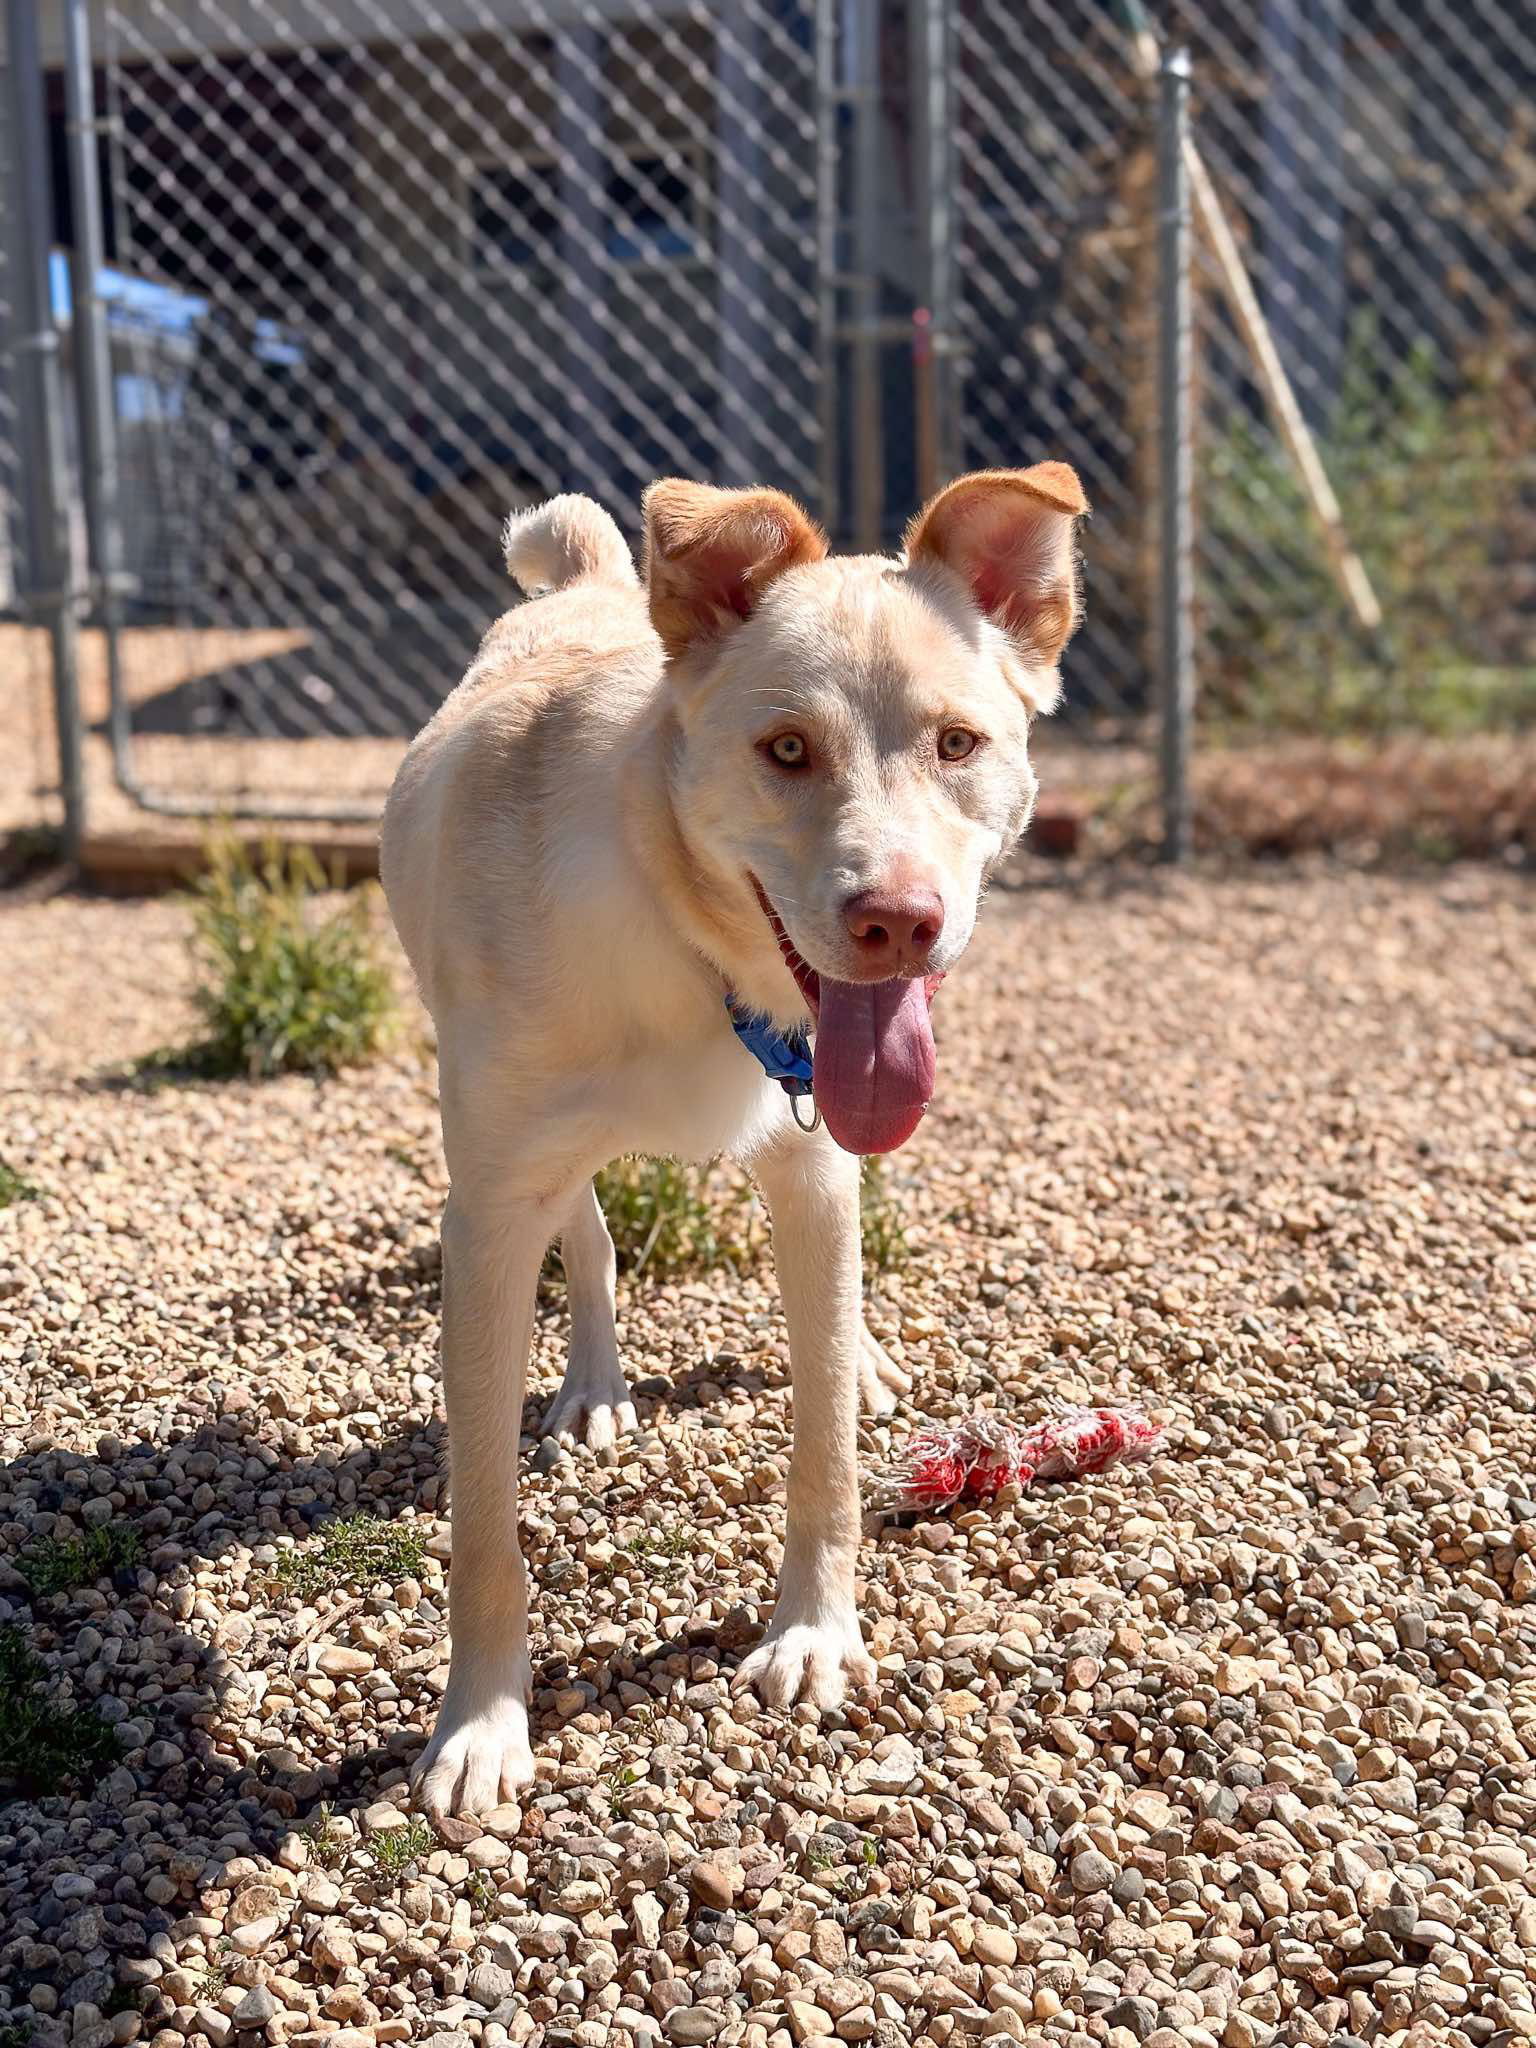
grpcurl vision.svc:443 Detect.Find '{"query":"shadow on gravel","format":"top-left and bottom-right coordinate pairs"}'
top-left (0, 1417), bottom-right (447, 2021)
top-left (0, 1370), bottom-right (777, 2029)
top-left (0, 1202), bottom-right (764, 2023)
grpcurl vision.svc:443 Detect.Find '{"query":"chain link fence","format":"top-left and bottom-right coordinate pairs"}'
top-left (3, 0), bottom-right (1534, 856)
top-left (1181, 0), bottom-right (1536, 858)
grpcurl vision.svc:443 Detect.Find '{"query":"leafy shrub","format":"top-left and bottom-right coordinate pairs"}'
top-left (185, 836), bottom-right (395, 1079)
top-left (1203, 315), bottom-right (1535, 734)
top-left (577, 1152), bottom-right (912, 1279)
top-left (591, 1157), bottom-right (759, 1277)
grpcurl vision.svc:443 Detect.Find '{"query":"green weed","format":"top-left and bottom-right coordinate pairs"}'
top-left (0, 1626), bottom-right (120, 1797)
top-left (300, 1802), bottom-right (349, 1869)
top-left (273, 1514), bottom-right (427, 1602)
top-left (554, 1144), bottom-right (907, 1284)
top-left (859, 1157), bottom-right (909, 1272)
top-left (589, 1157), bottom-right (757, 1278)
top-left (0, 1159), bottom-right (41, 1209)
top-left (190, 1943), bottom-right (232, 2000)
top-left (18, 1523), bottom-right (142, 1599)
top-left (604, 1759), bottom-right (642, 1818)
top-left (619, 1523), bottom-right (701, 1585)
top-left (182, 835), bottom-right (395, 1080)
top-left (370, 1817), bottom-right (435, 1881)
top-left (802, 1830), bottom-right (879, 1897)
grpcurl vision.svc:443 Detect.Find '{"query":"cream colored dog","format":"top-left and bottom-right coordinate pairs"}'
top-left (380, 467), bottom-right (1087, 1816)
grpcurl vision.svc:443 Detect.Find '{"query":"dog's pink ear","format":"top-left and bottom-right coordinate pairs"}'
top-left (905, 464), bottom-right (1088, 675)
top-left (644, 480), bottom-right (828, 660)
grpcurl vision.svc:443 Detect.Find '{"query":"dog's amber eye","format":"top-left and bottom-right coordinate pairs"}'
top-left (766, 733), bottom-right (809, 770)
top-left (938, 727), bottom-right (980, 762)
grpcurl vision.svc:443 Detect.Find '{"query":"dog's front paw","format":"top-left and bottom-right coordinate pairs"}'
top-left (859, 1326), bottom-right (911, 1418)
top-left (732, 1612), bottom-right (876, 1712)
top-left (411, 1687), bottom-right (535, 1819)
top-left (540, 1363), bottom-right (637, 1451)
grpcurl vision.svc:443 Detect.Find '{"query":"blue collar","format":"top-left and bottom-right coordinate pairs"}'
top-left (724, 993), bottom-right (814, 1098)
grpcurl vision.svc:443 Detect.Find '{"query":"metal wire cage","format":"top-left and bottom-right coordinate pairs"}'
top-left (3, 0), bottom-right (1534, 851)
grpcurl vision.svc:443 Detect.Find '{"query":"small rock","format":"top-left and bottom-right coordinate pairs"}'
top-left (316, 1644), bottom-right (372, 1675)
top-left (1105, 1999), bottom-right (1157, 2042)
top-left (362, 1801), bottom-right (410, 1835)
top-left (232, 1984), bottom-right (279, 2031)
top-left (664, 2011), bottom-right (725, 2046)
top-left (227, 1916), bottom-right (281, 1955)
top-left (845, 1738), bottom-right (919, 1796)
top-left (970, 1927), bottom-right (1016, 1967)
top-left (468, 1963), bottom-right (515, 2008)
top-left (786, 2003), bottom-right (835, 2043)
top-left (312, 1922), bottom-right (357, 1971)
top-left (1070, 1848), bottom-right (1115, 1893)
top-left (226, 1883), bottom-right (282, 1928)
top-left (687, 1857), bottom-right (739, 1910)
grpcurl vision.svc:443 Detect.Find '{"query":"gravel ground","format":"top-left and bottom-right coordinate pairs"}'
top-left (2, 865), bottom-right (1535, 2048)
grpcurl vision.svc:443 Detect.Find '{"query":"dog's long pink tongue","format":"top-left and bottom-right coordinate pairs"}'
top-left (813, 977), bottom-right (937, 1155)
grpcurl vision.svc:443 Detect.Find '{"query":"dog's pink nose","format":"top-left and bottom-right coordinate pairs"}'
top-left (843, 886), bottom-right (945, 972)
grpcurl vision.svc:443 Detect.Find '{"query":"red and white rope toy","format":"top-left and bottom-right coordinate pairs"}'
top-left (882, 1403), bottom-right (1163, 1513)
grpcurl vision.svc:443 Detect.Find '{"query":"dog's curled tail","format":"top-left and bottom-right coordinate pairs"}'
top-left (502, 494), bottom-right (637, 595)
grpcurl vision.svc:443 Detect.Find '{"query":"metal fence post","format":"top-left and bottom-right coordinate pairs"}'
top-left (1157, 47), bottom-right (1194, 865)
top-left (6, 0), bottom-right (86, 858)
top-left (848, 0), bottom-right (884, 550)
top-left (814, 0), bottom-right (841, 542)
top-left (63, 0), bottom-right (134, 790)
top-left (910, 0), bottom-right (957, 500)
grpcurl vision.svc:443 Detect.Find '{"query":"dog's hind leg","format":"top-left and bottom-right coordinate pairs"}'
top-left (540, 1179), bottom-right (637, 1451)
top-left (859, 1324), bottom-right (911, 1417)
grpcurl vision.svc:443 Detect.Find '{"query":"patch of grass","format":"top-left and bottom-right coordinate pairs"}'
top-left (0, 1158), bottom-right (42, 1209)
top-left (466, 1870), bottom-right (501, 1921)
top-left (589, 1157), bottom-right (758, 1278)
top-left (619, 1523), bottom-right (703, 1586)
top-left (18, 1523), bottom-right (142, 1598)
top-left (0, 2019), bottom-right (33, 2048)
top-left (370, 1817), bottom-right (435, 1881)
top-left (859, 1157), bottom-right (909, 1272)
top-left (181, 835), bottom-right (396, 1080)
top-left (274, 1513), bottom-right (428, 1603)
top-left (0, 1625), bottom-right (120, 1797)
top-left (300, 1802), bottom-right (349, 1869)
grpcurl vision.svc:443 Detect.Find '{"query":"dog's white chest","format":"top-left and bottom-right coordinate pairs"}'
top-left (599, 1025), bottom-right (785, 1164)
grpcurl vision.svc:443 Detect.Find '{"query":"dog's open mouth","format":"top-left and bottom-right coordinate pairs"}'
top-left (750, 877), bottom-right (942, 1157)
